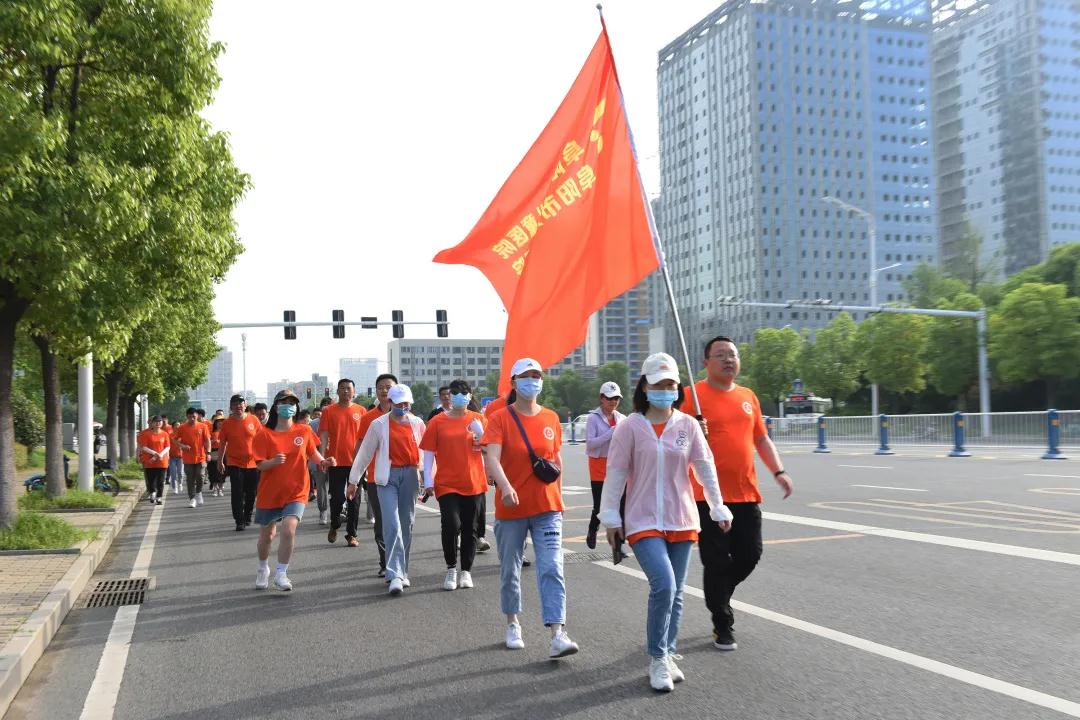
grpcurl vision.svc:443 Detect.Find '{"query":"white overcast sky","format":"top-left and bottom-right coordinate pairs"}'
top-left (204, 0), bottom-right (720, 395)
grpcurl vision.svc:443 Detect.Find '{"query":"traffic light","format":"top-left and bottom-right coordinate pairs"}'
top-left (332, 309), bottom-right (345, 339)
top-left (283, 310), bottom-right (296, 340)
top-left (436, 309), bottom-right (448, 338)
top-left (392, 310), bottom-right (404, 339)
top-left (361, 316), bottom-right (377, 329)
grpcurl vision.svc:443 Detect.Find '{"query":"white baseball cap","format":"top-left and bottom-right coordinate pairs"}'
top-left (642, 353), bottom-right (681, 385)
top-left (599, 381), bottom-right (622, 398)
top-left (388, 385), bottom-right (414, 404)
top-left (511, 357), bottom-right (543, 376)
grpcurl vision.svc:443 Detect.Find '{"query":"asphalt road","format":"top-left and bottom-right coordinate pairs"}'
top-left (8, 445), bottom-right (1080, 719)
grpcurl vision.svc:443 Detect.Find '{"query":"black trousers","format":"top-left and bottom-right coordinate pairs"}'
top-left (367, 482), bottom-right (386, 570)
top-left (697, 501), bottom-right (763, 634)
top-left (328, 466), bottom-right (359, 538)
top-left (143, 468), bottom-right (165, 496)
top-left (228, 466), bottom-right (260, 524)
top-left (588, 481), bottom-right (625, 535)
top-left (438, 492), bottom-right (482, 571)
top-left (475, 491), bottom-right (487, 539)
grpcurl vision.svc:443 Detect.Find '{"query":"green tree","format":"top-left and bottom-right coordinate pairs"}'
top-left (742, 328), bottom-right (803, 413)
top-left (989, 283), bottom-right (1080, 407)
top-left (409, 382), bottom-right (435, 418)
top-left (855, 313), bottom-right (929, 401)
top-left (798, 312), bottom-right (861, 405)
top-left (594, 361), bottom-right (632, 413)
top-left (551, 370), bottom-right (591, 418)
top-left (1002, 243), bottom-right (1080, 299)
top-left (903, 264), bottom-right (967, 308)
top-left (924, 293), bottom-right (982, 409)
top-left (481, 370), bottom-right (502, 399)
top-left (943, 222), bottom-right (995, 293)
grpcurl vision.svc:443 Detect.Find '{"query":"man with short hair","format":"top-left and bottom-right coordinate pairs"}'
top-left (353, 373), bottom-right (397, 575)
top-left (685, 336), bottom-right (793, 652)
top-left (322, 379), bottom-right (367, 543)
top-left (219, 394), bottom-right (262, 530)
top-left (252, 403), bottom-right (269, 425)
top-left (176, 407), bottom-right (212, 509)
top-left (427, 386), bottom-right (452, 421)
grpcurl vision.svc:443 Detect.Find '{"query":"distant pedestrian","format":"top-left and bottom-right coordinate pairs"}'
top-left (218, 394), bottom-right (263, 531)
top-left (137, 415), bottom-right (170, 504)
top-left (208, 417), bottom-right (225, 496)
top-left (426, 386), bottom-right (452, 421)
top-left (602, 353), bottom-right (732, 692)
top-left (320, 379), bottom-right (367, 540)
top-left (252, 402), bottom-right (269, 425)
top-left (166, 418), bottom-right (184, 495)
top-left (252, 389), bottom-right (334, 591)
top-left (176, 408), bottom-right (211, 509)
top-left (585, 381), bottom-right (626, 549)
top-left (349, 384), bottom-right (425, 595)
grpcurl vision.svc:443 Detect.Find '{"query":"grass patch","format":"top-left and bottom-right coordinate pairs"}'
top-left (18, 489), bottom-right (116, 511)
top-left (115, 459), bottom-right (143, 480)
top-left (0, 512), bottom-right (92, 551)
top-left (14, 444), bottom-right (46, 471)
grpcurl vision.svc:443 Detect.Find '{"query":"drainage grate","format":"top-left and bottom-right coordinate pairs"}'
top-left (563, 551), bottom-right (631, 564)
top-left (79, 577), bottom-right (153, 608)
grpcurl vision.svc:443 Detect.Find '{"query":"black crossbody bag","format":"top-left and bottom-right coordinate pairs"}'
top-left (507, 407), bottom-right (561, 484)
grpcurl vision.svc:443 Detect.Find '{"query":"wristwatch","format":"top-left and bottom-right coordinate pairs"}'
top-left (773, 468), bottom-right (787, 477)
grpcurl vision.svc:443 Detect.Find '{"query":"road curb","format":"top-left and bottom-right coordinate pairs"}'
top-left (0, 490), bottom-right (141, 719)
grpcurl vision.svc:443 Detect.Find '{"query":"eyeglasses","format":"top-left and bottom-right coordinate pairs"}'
top-left (707, 352), bottom-right (739, 360)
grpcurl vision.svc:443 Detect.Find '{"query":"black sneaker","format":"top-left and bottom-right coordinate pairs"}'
top-left (235, 523), bottom-right (245, 532)
top-left (522, 559), bottom-right (532, 567)
top-left (713, 629), bottom-right (737, 651)
top-left (586, 527), bottom-right (597, 550)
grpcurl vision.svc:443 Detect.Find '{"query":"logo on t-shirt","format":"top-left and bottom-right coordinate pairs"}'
top-left (293, 436), bottom-right (304, 446)
top-left (352, 413), bottom-right (361, 421)
top-left (246, 422), bottom-right (255, 431)
top-left (543, 426), bottom-right (555, 440)
top-left (741, 401), bottom-right (753, 415)
top-left (676, 430), bottom-right (689, 447)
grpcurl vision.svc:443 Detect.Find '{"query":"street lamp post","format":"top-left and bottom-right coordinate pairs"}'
top-left (822, 195), bottom-right (881, 417)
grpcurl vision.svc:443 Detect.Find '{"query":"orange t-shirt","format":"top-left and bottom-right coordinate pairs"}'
top-left (253, 423), bottom-right (320, 509)
top-left (484, 396), bottom-right (507, 417)
top-left (587, 415), bottom-right (618, 482)
top-left (319, 402), bottom-right (366, 467)
top-left (137, 429), bottom-right (170, 469)
top-left (388, 417), bottom-right (420, 466)
top-left (218, 415), bottom-right (262, 469)
top-left (210, 429), bottom-right (221, 451)
top-left (484, 406), bottom-right (563, 520)
top-left (176, 422), bottom-right (210, 464)
top-left (419, 411), bottom-right (487, 498)
top-left (357, 406), bottom-right (387, 483)
top-left (627, 529), bottom-right (699, 545)
top-left (168, 426), bottom-right (182, 458)
top-left (684, 382), bottom-right (767, 503)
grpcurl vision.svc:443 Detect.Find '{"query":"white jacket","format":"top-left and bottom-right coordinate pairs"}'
top-left (348, 413), bottom-right (426, 487)
top-left (599, 410), bottom-right (732, 536)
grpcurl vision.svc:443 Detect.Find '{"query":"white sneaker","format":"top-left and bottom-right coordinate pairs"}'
top-left (443, 568), bottom-right (459, 591)
top-left (196, 492), bottom-right (204, 506)
top-left (476, 537), bottom-right (491, 552)
top-left (255, 566), bottom-right (270, 589)
top-left (273, 573), bottom-right (292, 591)
top-left (402, 576), bottom-right (411, 588)
top-left (649, 657), bottom-right (674, 692)
top-left (505, 623), bottom-right (524, 650)
top-left (388, 577), bottom-right (404, 596)
top-left (458, 570), bottom-right (474, 589)
top-left (319, 510), bottom-right (329, 526)
top-left (666, 654), bottom-right (685, 683)
top-left (549, 631), bottom-right (579, 658)
top-left (188, 498), bottom-right (197, 509)
top-left (149, 493), bottom-right (156, 504)
top-left (172, 485), bottom-right (179, 495)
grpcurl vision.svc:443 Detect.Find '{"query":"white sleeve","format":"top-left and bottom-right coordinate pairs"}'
top-left (349, 426), bottom-right (378, 485)
top-left (422, 451), bottom-right (435, 488)
top-left (688, 418), bottom-right (732, 523)
top-left (598, 421), bottom-right (632, 529)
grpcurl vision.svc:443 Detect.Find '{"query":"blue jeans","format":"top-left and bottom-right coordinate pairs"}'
top-left (633, 537), bottom-right (693, 658)
top-left (168, 457), bottom-right (183, 487)
top-left (377, 467), bottom-right (418, 582)
top-left (494, 511), bottom-right (565, 626)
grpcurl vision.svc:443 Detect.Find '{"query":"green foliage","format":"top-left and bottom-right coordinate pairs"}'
top-left (551, 370), bottom-right (592, 418)
top-left (943, 222), bottom-right (995, 292)
top-left (742, 327), bottom-right (804, 407)
top-left (481, 371), bottom-right (502, 398)
top-left (149, 392), bottom-right (190, 423)
top-left (798, 313), bottom-right (861, 403)
top-left (989, 283), bottom-right (1080, 405)
top-left (0, 512), bottom-right (92, 551)
top-left (409, 382), bottom-right (435, 418)
top-left (19, 489), bottom-right (115, 511)
top-left (1002, 243), bottom-right (1080, 299)
top-left (903, 264), bottom-right (968, 308)
top-left (855, 313), bottom-right (929, 395)
top-left (924, 293), bottom-right (982, 405)
top-left (11, 390), bottom-right (45, 448)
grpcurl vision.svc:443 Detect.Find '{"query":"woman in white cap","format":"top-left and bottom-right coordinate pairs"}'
top-left (600, 352), bottom-right (733, 692)
top-left (585, 381), bottom-right (626, 549)
top-left (348, 384), bottom-right (426, 595)
top-left (483, 358), bottom-right (579, 659)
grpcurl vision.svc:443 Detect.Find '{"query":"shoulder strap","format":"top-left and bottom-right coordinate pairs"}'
top-left (507, 406), bottom-right (540, 463)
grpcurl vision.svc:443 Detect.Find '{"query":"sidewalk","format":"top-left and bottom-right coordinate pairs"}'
top-left (0, 487), bottom-right (141, 718)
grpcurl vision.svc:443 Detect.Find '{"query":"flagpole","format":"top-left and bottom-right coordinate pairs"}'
top-left (596, 4), bottom-right (704, 415)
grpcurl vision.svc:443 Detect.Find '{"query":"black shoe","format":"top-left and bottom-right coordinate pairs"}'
top-left (713, 629), bottom-right (737, 651)
top-left (586, 527), bottom-right (597, 550)
top-left (235, 523), bottom-right (245, 531)
top-left (522, 559), bottom-right (532, 567)
top-left (377, 567), bottom-right (386, 578)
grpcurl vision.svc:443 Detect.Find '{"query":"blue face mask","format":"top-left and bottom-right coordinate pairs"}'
top-left (391, 406), bottom-right (409, 417)
top-left (515, 378), bottom-right (543, 398)
top-left (277, 404), bottom-right (297, 419)
top-left (646, 390), bottom-right (678, 409)
top-left (450, 393), bottom-right (470, 409)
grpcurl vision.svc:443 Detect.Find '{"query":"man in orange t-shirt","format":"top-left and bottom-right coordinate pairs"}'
top-left (320, 378), bottom-right (367, 545)
top-left (684, 336), bottom-right (793, 652)
top-left (176, 407), bottom-right (212, 508)
top-left (218, 394), bottom-right (263, 531)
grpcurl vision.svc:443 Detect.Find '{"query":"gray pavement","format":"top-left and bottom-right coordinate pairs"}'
top-left (7, 446), bottom-right (1080, 719)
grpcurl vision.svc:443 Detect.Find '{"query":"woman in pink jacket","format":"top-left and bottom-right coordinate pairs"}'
top-left (600, 352), bottom-right (733, 693)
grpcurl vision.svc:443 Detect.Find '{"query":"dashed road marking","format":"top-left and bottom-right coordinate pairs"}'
top-left (851, 484), bottom-right (927, 492)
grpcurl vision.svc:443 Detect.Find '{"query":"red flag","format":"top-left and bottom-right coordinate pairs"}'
top-left (433, 26), bottom-right (658, 394)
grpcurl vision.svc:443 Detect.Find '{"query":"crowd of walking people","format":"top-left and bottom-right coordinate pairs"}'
top-left (136, 338), bottom-right (794, 692)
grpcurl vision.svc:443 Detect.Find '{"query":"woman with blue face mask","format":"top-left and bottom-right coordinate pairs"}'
top-left (418, 379), bottom-right (488, 591)
top-left (348, 384), bottom-right (426, 595)
top-left (600, 353), bottom-right (733, 692)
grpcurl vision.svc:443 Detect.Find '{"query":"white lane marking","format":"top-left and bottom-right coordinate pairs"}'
top-left (838, 464), bottom-right (893, 470)
top-left (764, 511), bottom-right (1080, 566)
top-left (598, 562), bottom-right (1080, 718)
top-left (79, 501), bottom-right (163, 720)
top-left (1030, 488), bottom-right (1080, 497)
top-left (1025, 474), bottom-right (1080, 479)
top-left (851, 485), bottom-right (928, 492)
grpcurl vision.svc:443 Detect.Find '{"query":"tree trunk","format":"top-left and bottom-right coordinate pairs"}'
top-left (120, 394), bottom-right (137, 462)
top-left (0, 290), bottom-right (29, 529)
top-left (104, 369), bottom-right (120, 470)
top-left (32, 333), bottom-right (66, 497)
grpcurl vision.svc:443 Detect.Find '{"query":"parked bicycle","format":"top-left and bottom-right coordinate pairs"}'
top-left (24, 456), bottom-right (121, 496)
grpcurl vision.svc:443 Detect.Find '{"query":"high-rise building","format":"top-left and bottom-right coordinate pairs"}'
top-left (932, 0), bottom-right (1080, 277)
top-left (657, 0), bottom-right (936, 346)
top-left (265, 373), bottom-right (331, 406)
top-left (189, 349), bottom-right (232, 414)
top-left (388, 339), bottom-right (586, 393)
top-left (584, 275), bottom-right (658, 372)
top-left (338, 357), bottom-right (379, 395)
